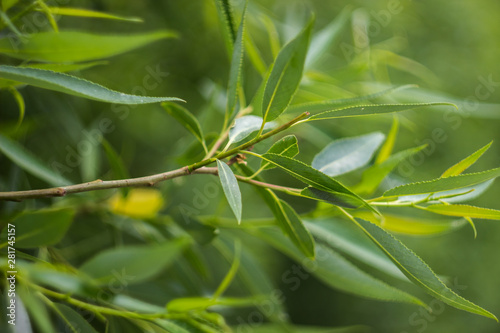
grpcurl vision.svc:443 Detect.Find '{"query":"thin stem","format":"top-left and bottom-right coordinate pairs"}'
top-left (0, 112), bottom-right (309, 201)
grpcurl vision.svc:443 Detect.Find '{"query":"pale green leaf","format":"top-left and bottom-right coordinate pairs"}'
top-left (375, 116), bottom-right (399, 164)
top-left (0, 65), bottom-right (183, 104)
top-left (259, 153), bottom-right (377, 213)
top-left (312, 132), bottom-right (385, 176)
top-left (2, 0), bottom-right (19, 11)
top-left (167, 296), bottom-right (256, 313)
top-left (288, 85), bottom-right (418, 114)
top-left (253, 227), bottom-right (425, 306)
top-left (441, 141), bottom-right (493, 178)
top-left (425, 204), bottom-right (500, 220)
top-left (79, 238), bottom-right (190, 285)
top-left (228, 115), bottom-right (276, 144)
top-left (1, 208), bottom-right (75, 248)
top-left (226, 5), bottom-right (246, 121)
top-left (308, 103), bottom-right (455, 121)
top-left (41, 7), bottom-right (143, 22)
top-left (0, 30), bottom-right (176, 62)
top-left (0, 133), bottom-right (71, 186)
top-left (260, 135), bottom-right (299, 170)
top-left (384, 167), bottom-right (500, 197)
top-left (162, 102), bottom-right (206, 151)
top-left (217, 160), bottom-right (242, 223)
top-left (349, 217), bottom-right (497, 320)
top-left (262, 18), bottom-right (313, 122)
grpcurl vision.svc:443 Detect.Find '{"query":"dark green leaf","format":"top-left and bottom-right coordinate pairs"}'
top-left (226, 5), bottom-right (246, 120)
top-left (217, 160), bottom-right (242, 223)
top-left (260, 135), bottom-right (299, 170)
top-left (0, 30), bottom-right (176, 62)
top-left (0, 65), bottom-right (183, 104)
top-left (214, 0), bottom-right (236, 56)
top-left (1, 208), bottom-right (74, 248)
top-left (53, 303), bottom-right (98, 333)
top-left (162, 102), bottom-right (206, 151)
top-left (262, 18), bottom-right (314, 122)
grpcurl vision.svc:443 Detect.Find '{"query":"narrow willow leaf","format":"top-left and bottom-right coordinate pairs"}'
top-left (354, 211), bottom-right (466, 236)
top-left (101, 139), bottom-right (129, 180)
top-left (0, 133), bottom-right (71, 186)
top-left (7, 86), bottom-right (24, 127)
top-left (308, 103), bottom-right (455, 121)
top-left (375, 117), bottom-right (399, 164)
top-left (228, 115), bottom-right (276, 144)
top-left (259, 153), bottom-right (377, 213)
top-left (384, 167), bottom-right (500, 197)
top-left (425, 204), bottom-right (500, 220)
top-left (288, 85), bottom-right (418, 114)
top-left (260, 135), bottom-right (299, 170)
top-left (214, 0), bottom-right (236, 56)
top-left (349, 216), bottom-right (497, 320)
top-left (167, 296), bottom-right (256, 313)
top-left (217, 160), bottom-right (242, 223)
top-left (305, 218), bottom-right (408, 281)
top-left (41, 7), bottom-right (143, 22)
top-left (79, 238), bottom-right (190, 285)
top-left (162, 102), bottom-right (206, 151)
top-left (441, 141), bottom-right (493, 178)
top-left (0, 65), bottom-right (183, 104)
top-left (253, 227), bottom-right (425, 306)
top-left (18, 287), bottom-right (55, 333)
top-left (312, 132), bottom-right (385, 176)
top-left (1, 208), bottom-right (75, 248)
top-left (0, 30), bottom-right (177, 62)
top-left (53, 303), bottom-right (98, 333)
top-left (272, 193), bottom-right (315, 258)
top-left (0, 9), bottom-right (22, 36)
top-left (226, 5), bottom-right (246, 121)
top-left (301, 187), bottom-right (359, 209)
top-left (262, 18), bottom-right (314, 122)
top-left (213, 241), bottom-right (241, 298)
top-left (305, 7), bottom-right (351, 69)
top-left (36, 0), bottom-right (59, 33)
top-left (261, 15), bottom-right (281, 58)
top-left (356, 145), bottom-right (426, 194)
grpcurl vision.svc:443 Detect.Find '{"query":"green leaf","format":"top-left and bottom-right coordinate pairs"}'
top-left (41, 7), bottom-right (143, 22)
top-left (214, 0), bottom-right (236, 57)
top-left (353, 211), bottom-right (467, 236)
top-left (217, 160), bottom-right (242, 223)
top-left (348, 216), bottom-right (497, 320)
top-left (288, 85), bottom-right (418, 114)
top-left (0, 8), bottom-right (22, 36)
top-left (1, 208), bottom-right (75, 248)
top-left (375, 116), bottom-right (399, 164)
top-left (384, 167), bottom-right (500, 197)
top-left (166, 296), bottom-right (256, 313)
top-left (0, 30), bottom-right (177, 62)
top-left (356, 145), bottom-right (427, 194)
top-left (307, 103), bottom-right (455, 121)
top-left (270, 192), bottom-right (315, 258)
top-left (18, 287), bottom-right (55, 333)
top-left (6, 86), bottom-right (24, 128)
top-left (0, 133), bottom-right (72, 186)
top-left (305, 7), bottom-right (351, 69)
top-left (441, 141), bottom-right (493, 178)
top-left (52, 303), bottom-right (98, 333)
top-left (79, 238), bottom-right (190, 285)
top-left (260, 135), bottom-right (299, 170)
top-left (312, 132), bottom-right (385, 176)
top-left (101, 139), bottom-right (129, 180)
top-left (212, 240), bottom-right (241, 298)
top-left (226, 5), bottom-right (246, 121)
top-left (162, 102), bottom-right (207, 152)
top-left (252, 227), bottom-right (424, 306)
top-left (424, 204), bottom-right (500, 220)
top-left (36, 0), bottom-right (59, 33)
top-left (228, 115), bottom-right (276, 144)
top-left (0, 65), bottom-right (183, 104)
top-left (259, 153), bottom-right (377, 213)
top-left (2, 0), bottom-right (19, 11)
top-left (262, 18), bottom-right (314, 122)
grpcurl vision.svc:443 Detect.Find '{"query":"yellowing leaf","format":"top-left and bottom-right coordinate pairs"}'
top-left (108, 188), bottom-right (164, 219)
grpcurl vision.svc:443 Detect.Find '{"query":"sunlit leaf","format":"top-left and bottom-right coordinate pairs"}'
top-left (0, 133), bottom-right (71, 186)
top-left (79, 238), bottom-right (190, 285)
top-left (217, 159), bottom-right (242, 223)
top-left (346, 216), bottom-right (497, 320)
top-left (375, 117), bottom-right (399, 164)
top-left (312, 132), bottom-right (385, 176)
top-left (41, 7), bottom-right (143, 22)
top-left (441, 141), bottom-right (492, 178)
top-left (0, 65), bottom-right (183, 104)
top-left (1, 208), bottom-right (75, 248)
top-left (424, 204), bottom-right (500, 220)
top-left (0, 30), bottom-right (177, 62)
top-left (384, 167), bottom-right (500, 197)
top-left (228, 115), bottom-right (275, 144)
top-left (262, 18), bottom-right (313, 122)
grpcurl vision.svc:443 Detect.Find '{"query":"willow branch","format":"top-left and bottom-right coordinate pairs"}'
top-left (0, 112), bottom-right (309, 201)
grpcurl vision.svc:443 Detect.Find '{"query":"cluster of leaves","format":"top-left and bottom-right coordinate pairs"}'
top-left (1, 1), bottom-right (499, 332)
